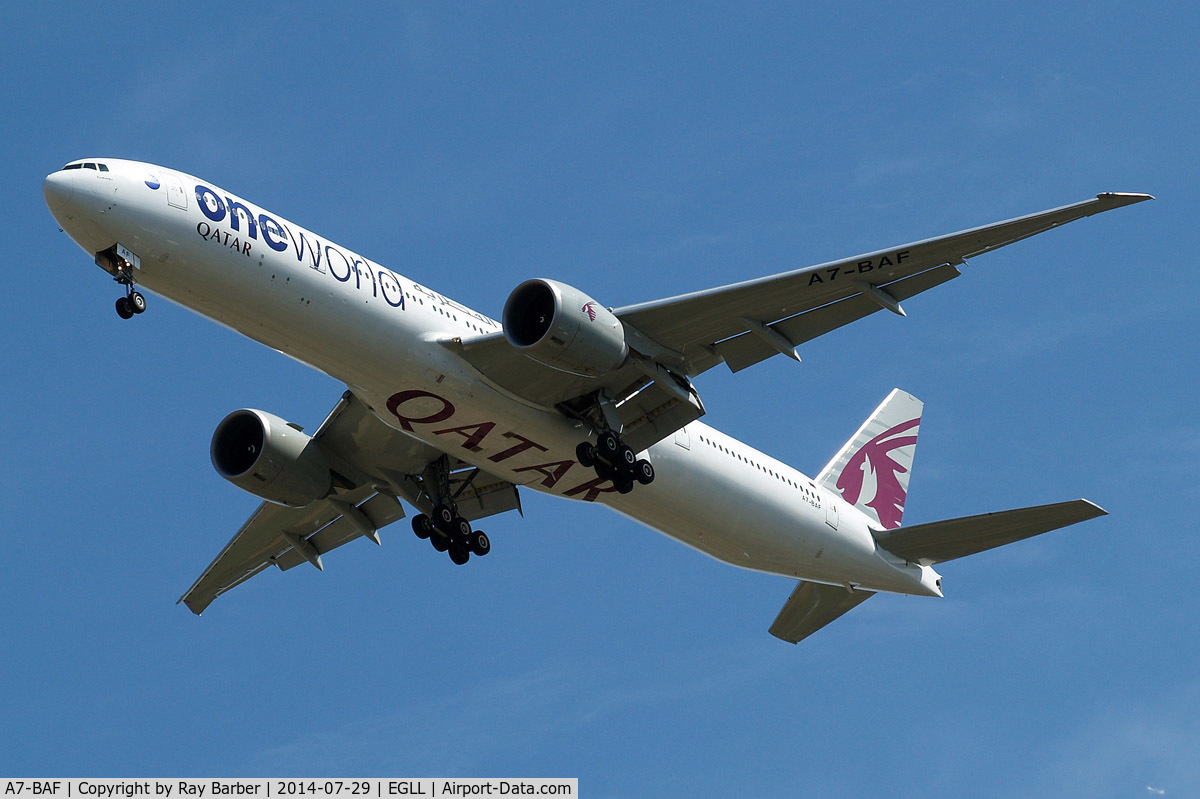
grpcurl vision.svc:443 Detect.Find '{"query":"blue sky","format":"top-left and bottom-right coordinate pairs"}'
top-left (2, 2), bottom-right (1196, 795)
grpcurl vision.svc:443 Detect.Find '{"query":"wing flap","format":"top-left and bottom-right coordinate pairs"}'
top-left (769, 580), bottom-right (876, 644)
top-left (274, 492), bottom-right (406, 572)
top-left (715, 263), bottom-right (961, 372)
top-left (876, 499), bottom-right (1106, 564)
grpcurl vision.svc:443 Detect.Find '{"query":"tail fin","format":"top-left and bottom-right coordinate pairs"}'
top-left (817, 389), bottom-right (923, 530)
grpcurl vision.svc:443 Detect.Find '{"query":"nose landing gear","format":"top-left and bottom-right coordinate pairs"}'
top-left (576, 430), bottom-right (655, 494)
top-left (96, 244), bottom-right (147, 319)
top-left (115, 287), bottom-right (147, 319)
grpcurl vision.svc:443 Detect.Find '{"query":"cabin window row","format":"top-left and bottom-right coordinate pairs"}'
top-left (694, 433), bottom-right (817, 498)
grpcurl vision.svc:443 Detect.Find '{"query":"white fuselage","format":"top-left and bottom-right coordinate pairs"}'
top-left (44, 158), bottom-right (940, 598)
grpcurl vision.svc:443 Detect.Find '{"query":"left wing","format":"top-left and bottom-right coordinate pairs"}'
top-left (178, 392), bottom-right (521, 614)
top-left (616, 192), bottom-right (1152, 374)
top-left (447, 193), bottom-right (1150, 445)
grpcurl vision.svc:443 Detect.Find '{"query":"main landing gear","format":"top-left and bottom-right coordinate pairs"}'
top-left (576, 430), bottom-right (655, 494)
top-left (411, 507), bottom-right (490, 566)
top-left (409, 456), bottom-right (491, 565)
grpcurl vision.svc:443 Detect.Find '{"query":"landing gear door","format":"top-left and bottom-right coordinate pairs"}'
top-left (163, 173), bottom-right (187, 210)
top-left (674, 426), bottom-right (691, 450)
top-left (115, 243), bottom-right (141, 271)
top-left (619, 379), bottom-right (704, 454)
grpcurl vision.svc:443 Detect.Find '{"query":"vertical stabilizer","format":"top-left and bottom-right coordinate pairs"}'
top-left (817, 389), bottom-right (923, 530)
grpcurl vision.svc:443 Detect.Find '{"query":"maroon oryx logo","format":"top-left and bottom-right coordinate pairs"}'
top-left (581, 301), bottom-right (598, 322)
top-left (835, 418), bottom-right (919, 530)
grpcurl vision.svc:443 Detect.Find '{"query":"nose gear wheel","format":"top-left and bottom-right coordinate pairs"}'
top-left (108, 257), bottom-right (147, 320)
top-left (115, 290), bottom-right (146, 319)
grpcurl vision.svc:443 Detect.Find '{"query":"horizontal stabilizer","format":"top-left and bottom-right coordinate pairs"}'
top-left (876, 499), bottom-right (1106, 565)
top-left (769, 580), bottom-right (876, 644)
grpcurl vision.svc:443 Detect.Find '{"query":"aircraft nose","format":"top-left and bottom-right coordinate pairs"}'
top-left (43, 171), bottom-right (75, 212)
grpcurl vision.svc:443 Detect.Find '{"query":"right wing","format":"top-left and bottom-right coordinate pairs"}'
top-left (177, 483), bottom-right (405, 615)
top-left (769, 581), bottom-right (876, 644)
top-left (178, 392), bottom-right (521, 615)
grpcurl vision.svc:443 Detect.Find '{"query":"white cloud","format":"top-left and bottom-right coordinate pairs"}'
top-left (997, 679), bottom-right (1200, 799)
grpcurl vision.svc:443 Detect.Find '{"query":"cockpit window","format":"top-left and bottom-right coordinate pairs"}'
top-left (98, 163), bottom-right (109, 172)
top-left (61, 162), bottom-right (108, 171)
top-left (63, 163), bottom-right (82, 170)
top-left (84, 163), bottom-right (97, 170)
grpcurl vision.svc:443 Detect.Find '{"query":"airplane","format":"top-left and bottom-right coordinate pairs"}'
top-left (42, 158), bottom-right (1152, 643)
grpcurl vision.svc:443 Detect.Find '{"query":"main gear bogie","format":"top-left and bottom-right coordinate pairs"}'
top-left (577, 430), bottom-right (655, 493)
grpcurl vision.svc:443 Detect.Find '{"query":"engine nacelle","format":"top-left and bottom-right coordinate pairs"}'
top-left (502, 278), bottom-right (629, 376)
top-left (210, 409), bottom-right (332, 507)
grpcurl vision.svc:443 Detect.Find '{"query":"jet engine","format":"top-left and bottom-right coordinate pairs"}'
top-left (502, 278), bottom-right (629, 376)
top-left (210, 409), bottom-right (332, 507)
